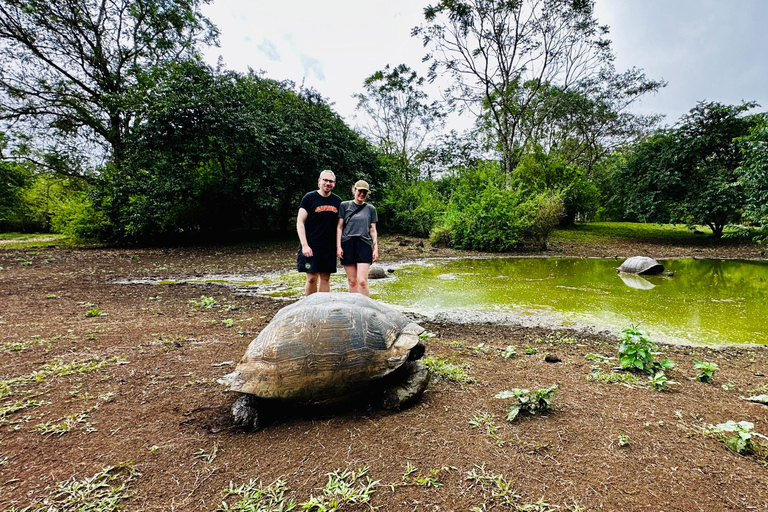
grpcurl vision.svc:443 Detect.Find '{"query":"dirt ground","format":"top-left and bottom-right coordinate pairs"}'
top-left (1, 235), bottom-right (767, 511)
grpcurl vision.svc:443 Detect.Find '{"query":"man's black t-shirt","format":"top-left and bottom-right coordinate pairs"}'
top-left (299, 191), bottom-right (342, 251)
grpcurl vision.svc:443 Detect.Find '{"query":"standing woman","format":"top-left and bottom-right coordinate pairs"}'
top-left (337, 180), bottom-right (378, 296)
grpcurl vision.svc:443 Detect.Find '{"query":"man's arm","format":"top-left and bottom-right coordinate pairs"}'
top-left (296, 208), bottom-right (312, 257)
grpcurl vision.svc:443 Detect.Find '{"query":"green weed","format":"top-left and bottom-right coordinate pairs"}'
top-left (301, 467), bottom-right (378, 511)
top-left (34, 407), bottom-right (98, 436)
top-left (524, 346), bottom-right (538, 355)
top-left (648, 372), bottom-right (678, 391)
top-left (190, 296), bottom-right (217, 308)
top-left (218, 478), bottom-right (295, 511)
top-left (617, 325), bottom-right (674, 374)
top-left (709, 421), bottom-right (768, 456)
top-left (470, 412), bottom-right (502, 441)
top-left (194, 445), bottom-right (218, 463)
top-left (221, 318), bottom-right (234, 328)
top-left (86, 308), bottom-right (103, 317)
top-left (527, 332), bottom-right (580, 345)
top-left (11, 463), bottom-right (138, 511)
top-left (466, 465), bottom-right (521, 509)
top-left (500, 345), bottom-right (517, 358)
top-left (586, 367), bottom-right (643, 386)
top-left (693, 359), bottom-right (718, 383)
top-left (423, 355), bottom-right (476, 383)
top-left (617, 433), bottom-right (630, 447)
top-left (494, 385), bottom-right (558, 422)
top-left (584, 353), bottom-right (611, 363)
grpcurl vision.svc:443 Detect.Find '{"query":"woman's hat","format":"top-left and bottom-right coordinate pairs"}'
top-left (354, 180), bottom-right (370, 191)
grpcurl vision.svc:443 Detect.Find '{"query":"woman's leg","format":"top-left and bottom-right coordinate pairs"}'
top-left (343, 264), bottom-right (359, 293)
top-left (356, 263), bottom-right (371, 296)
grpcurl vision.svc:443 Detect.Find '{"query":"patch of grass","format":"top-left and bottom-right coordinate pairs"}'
top-left (584, 353), bottom-right (611, 363)
top-left (470, 412), bottom-right (502, 442)
top-left (193, 444), bottom-right (219, 463)
top-left (0, 356), bottom-right (126, 399)
top-left (190, 296), bottom-right (217, 308)
top-left (0, 233), bottom-right (70, 248)
top-left (423, 355), bottom-right (476, 383)
top-left (0, 399), bottom-right (50, 424)
top-left (551, 222), bottom-right (712, 244)
top-left (8, 463), bottom-right (138, 511)
top-left (218, 478), bottom-right (295, 511)
top-left (586, 367), bottom-right (643, 386)
top-left (466, 465), bottom-right (521, 509)
top-left (33, 406), bottom-right (98, 436)
top-left (301, 467), bottom-right (378, 511)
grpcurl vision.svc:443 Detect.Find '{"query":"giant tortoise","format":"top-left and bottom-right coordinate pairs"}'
top-left (217, 292), bottom-right (430, 430)
top-left (617, 256), bottom-right (664, 275)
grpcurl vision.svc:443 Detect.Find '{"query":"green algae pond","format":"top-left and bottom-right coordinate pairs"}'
top-left (133, 257), bottom-right (768, 347)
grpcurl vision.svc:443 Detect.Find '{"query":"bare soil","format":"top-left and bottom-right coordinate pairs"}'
top-left (1, 235), bottom-right (767, 511)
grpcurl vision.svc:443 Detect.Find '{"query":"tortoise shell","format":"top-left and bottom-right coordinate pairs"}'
top-left (218, 292), bottom-right (424, 401)
top-left (617, 256), bottom-right (664, 275)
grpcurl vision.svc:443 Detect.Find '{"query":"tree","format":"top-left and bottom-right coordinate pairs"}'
top-left (413, 0), bottom-right (663, 180)
top-left (612, 101), bottom-right (758, 237)
top-left (736, 113), bottom-right (768, 238)
top-left (100, 62), bottom-right (380, 240)
top-left (0, 0), bottom-right (218, 177)
top-left (354, 64), bottom-right (444, 181)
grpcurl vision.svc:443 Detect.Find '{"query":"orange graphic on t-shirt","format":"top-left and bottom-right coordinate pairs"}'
top-left (315, 205), bottom-right (339, 213)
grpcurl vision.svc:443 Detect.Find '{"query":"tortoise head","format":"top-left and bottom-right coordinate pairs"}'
top-left (407, 340), bottom-right (426, 361)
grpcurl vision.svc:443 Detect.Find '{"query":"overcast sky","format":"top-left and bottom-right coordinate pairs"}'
top-left (201, 0), bottom-right (768, 129)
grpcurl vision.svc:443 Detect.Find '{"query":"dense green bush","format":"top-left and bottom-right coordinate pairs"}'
top-left (429, 161), bottom-right (563, 252)
top-left (49, 192), bottom-right (111, 241)
top-left (0, 158), bottom-right (31, 231)
top-left (377, 179), bottom-right (446, 236)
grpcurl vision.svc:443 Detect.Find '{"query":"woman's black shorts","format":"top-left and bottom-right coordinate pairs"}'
top-left (340, 237), bottom-right (373, 265)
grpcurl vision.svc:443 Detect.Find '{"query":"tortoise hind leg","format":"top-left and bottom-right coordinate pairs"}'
top-left (381, 361), bottom-right (431, 410)
top-left (232, 393), bottom-right (261, 430)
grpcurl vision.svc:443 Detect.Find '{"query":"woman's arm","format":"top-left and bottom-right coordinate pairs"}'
top-left (370, 222), bottom-right (378, 262)
top-left (337, 218), bottom-right (344, 259)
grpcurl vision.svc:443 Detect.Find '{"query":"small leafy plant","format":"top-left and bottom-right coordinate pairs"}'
top-left (524, 345), bottom-right (538, 355)
top-left (494, 385), bottom-right (558, 422)
top-left (501, 345), bottom-right (517, 359)
top-left (86, 308), bottom-right (103, 317)
top-left (190, 296), bottom-right (217, 308)
top-left (648, 372), bottom-right (678, 391)
top-left (618, 433), bottom-right (630, 447)
top-left (693, 359), bottom-right (718, 383)
top-left (617, 325), bottom-right (674, 373)
top-left (709, 420), bottom-right (768, 455)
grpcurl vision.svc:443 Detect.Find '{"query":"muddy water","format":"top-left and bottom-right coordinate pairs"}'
top-left (125, 257), bottom-right (768, 346)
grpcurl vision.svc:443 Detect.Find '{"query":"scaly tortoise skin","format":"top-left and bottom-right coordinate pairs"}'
top-left (218, 293), bottom-right (428, 427)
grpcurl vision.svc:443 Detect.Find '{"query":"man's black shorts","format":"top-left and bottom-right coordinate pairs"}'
top-left (340, 237), bottom-right (373, 266)
top-left (297, 247), bottom-right (337, 274)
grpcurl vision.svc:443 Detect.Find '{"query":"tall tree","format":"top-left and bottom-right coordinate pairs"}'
top-left (736, 113), bottom-right (768, 236)
top-left (613, 101), bottom-right (758, 238)
top-left (354, 64), bottom-right (444, 180)
top-left (101, 62), bottom-right (380, 240)
top-left (413, 0), bottom-right (663, 180)
top-left (0, 0), bottom-right (218, 178)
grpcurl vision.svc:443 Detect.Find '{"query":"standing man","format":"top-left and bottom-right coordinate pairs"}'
top-left (296, 170), bottom-right (342, 295)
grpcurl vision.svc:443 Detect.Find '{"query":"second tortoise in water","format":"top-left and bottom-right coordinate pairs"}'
top-left (617, 256), bottom-right (664, 275)
top-left (218, 292), bottom-right (430, 430)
